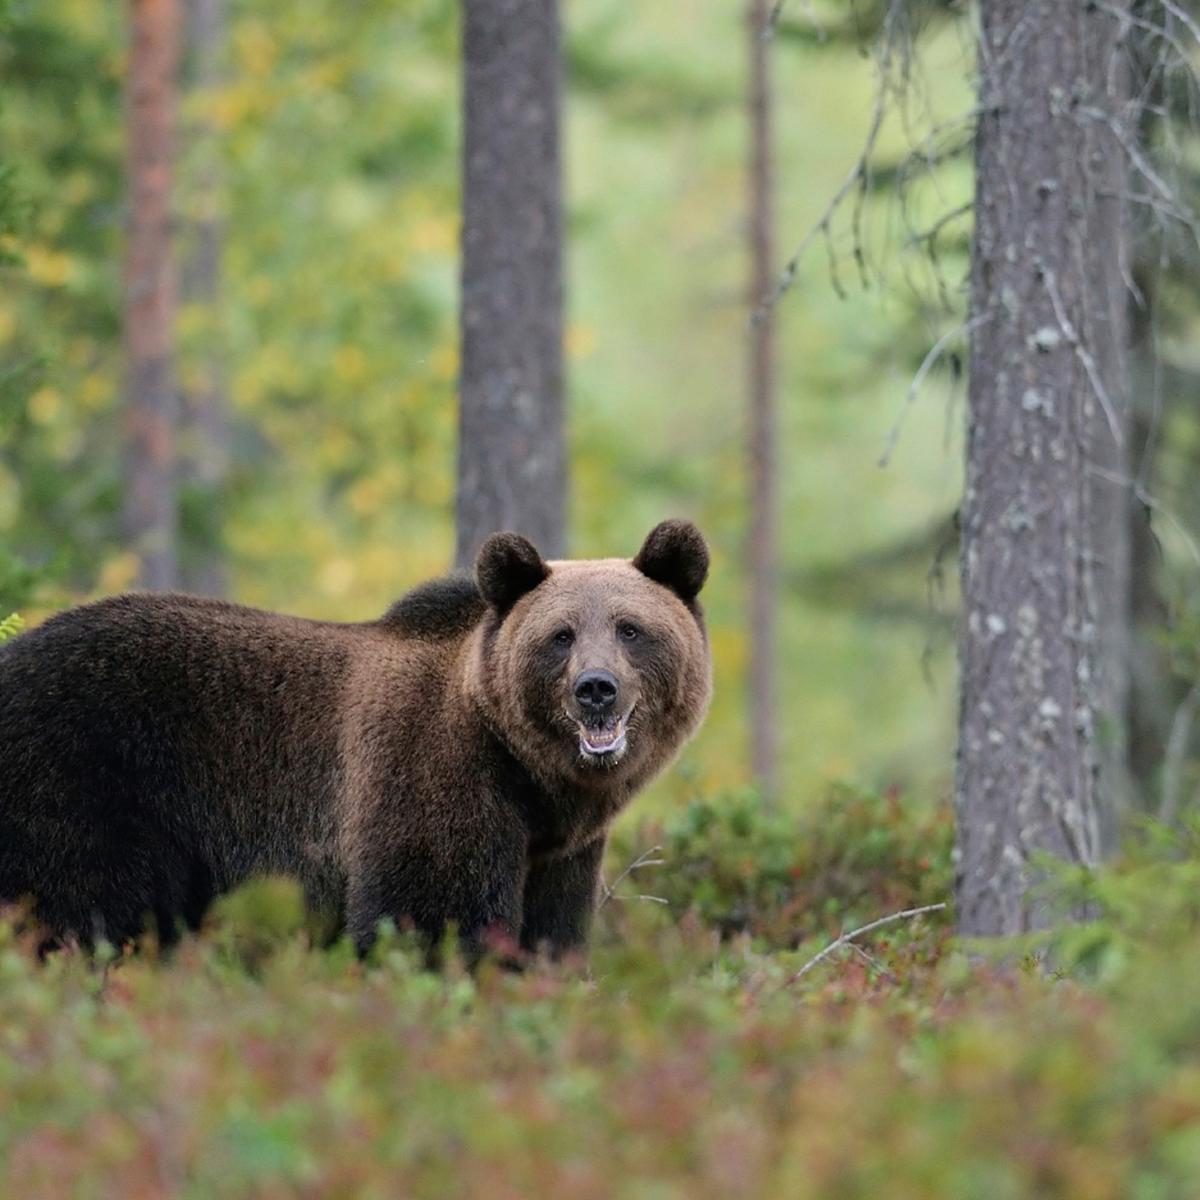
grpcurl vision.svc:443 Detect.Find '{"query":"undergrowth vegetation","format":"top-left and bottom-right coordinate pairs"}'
top-left (3, 792), bottom-right (1200, 1197)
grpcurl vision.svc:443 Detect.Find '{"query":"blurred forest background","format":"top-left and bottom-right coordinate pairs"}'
top-left (3, 0), bottom-right (1199, 819)
top-left (1, 0), bottom-right (982, 807)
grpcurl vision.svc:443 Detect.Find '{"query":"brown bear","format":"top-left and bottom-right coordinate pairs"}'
top-left (0, 520), bottom-right (711, 957)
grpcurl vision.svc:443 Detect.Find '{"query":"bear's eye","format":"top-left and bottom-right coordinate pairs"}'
top-left (552, 629), bottom-right (574, 647)
top-left (618, 623), bottom-right (641, 643)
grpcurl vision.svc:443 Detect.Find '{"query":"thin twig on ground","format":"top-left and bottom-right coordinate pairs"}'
top-left (599, 846), bottom-right (666, 909)
top-left (782, 902), bottom-right (947, 988)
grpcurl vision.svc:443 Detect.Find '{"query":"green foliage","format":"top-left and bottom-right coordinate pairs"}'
top-left (0, 610), bottom-right (23, 641)
top-left (611, 785), bottom-right (953, 947)
top-left (6, 806), bottom-right (1200, 1196)
top-left (0, 0), bottom-right (977, 798)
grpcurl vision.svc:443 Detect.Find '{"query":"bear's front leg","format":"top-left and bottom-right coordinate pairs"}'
top-left (520, 836), bottom-right (606, 959)
top-left (345, 815), bottom-right (528, 962)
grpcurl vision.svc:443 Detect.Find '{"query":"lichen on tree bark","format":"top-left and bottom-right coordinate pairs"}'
top-left (956, 0), bottom-right (1132, 935)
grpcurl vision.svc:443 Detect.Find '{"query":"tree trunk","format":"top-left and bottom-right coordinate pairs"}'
top-left (1085, 9), bottom-right (1134, 850)
top-left (956, 0), bottom-right (1131, 935)
top-left (455, 0), bottom-right (565, 569)
top-left (747, 0), bottom-right (778, 799)
top-left (124, 0), bottom-right (181, 591)
top-left (180, 0), bottom-right (229, 598)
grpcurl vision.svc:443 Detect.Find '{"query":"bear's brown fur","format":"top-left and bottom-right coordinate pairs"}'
top-left (0, 520), bottom-right (711, 957)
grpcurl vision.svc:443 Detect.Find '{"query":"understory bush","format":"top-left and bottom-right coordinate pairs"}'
top-left (608, 785), bottom-right (954, 947)
top-left (5, 800), bottom-right (1200, 1197)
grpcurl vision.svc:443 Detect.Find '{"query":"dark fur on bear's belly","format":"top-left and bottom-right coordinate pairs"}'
top-left (0, 523), bottom-right (712, 957)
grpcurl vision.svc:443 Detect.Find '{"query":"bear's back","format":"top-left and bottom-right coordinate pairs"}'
top-left (0, 593), bottom-right (390, 940)
top-left (377, 574), bottom-right (486, 640)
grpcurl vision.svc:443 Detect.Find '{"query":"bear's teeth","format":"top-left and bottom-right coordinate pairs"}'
top-left (579, 715), bottom-right (628, 757)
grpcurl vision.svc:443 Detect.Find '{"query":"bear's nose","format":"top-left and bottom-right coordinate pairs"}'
top-left (574, 669), bottom-right (619, 715)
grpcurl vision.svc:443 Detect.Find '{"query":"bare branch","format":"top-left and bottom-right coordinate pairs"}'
top-left (879, 312), bottom-right (990, 468)
top-left (782, 902), bottom-right (947, 988)
top-left (599, 845), bottom-right (666, 910)
top-left (903, 201), bottom-right (973, 252)
top-left (847, 941), bottom-right (899, 984)
top-left (1160, 683), bottom-right (1199, 826)
top-left (1087, 462), bottom-right (1200, 567)
top-left (1079, 102), bottom-right (1200, 246)
top-left (1042, 267), bottom-right (1125, 448)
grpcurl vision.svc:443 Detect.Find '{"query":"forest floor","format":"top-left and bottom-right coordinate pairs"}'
top-left (3, 790), bottom-right (1199, 1198)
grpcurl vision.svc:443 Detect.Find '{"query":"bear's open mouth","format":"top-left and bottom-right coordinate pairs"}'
top-left (573, 705), bottom-right (636, 763)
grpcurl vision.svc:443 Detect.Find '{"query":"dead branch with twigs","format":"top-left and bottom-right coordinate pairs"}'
top-left (782, 902), bottom-right (948, 988)
top-left (599, 845), bottom-right (668, 909)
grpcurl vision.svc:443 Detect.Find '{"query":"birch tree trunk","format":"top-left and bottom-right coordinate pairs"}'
top-left (747, 0), bottom-right (779, 799)
top-left (455, 0), bottom-right (565, 568)
top-left (956, 0), bottom-right (1132, 935)
top-left (124, 0), bottom-right (181, 591)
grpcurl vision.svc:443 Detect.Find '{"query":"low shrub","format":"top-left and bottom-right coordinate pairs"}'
top-left (608, 784), bottom-right (954, 948)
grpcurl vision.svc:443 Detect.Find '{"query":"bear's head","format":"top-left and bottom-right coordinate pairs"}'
top-left (467, 520), bottom-right (712, 791)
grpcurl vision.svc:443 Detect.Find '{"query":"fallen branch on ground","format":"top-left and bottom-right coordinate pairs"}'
top-left (599, 846), bottom-right (667, 909)
top-left (783, 902), bottom-right (948, 988)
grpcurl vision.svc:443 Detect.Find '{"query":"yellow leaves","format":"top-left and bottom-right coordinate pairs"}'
top-left (247, 275), bottom-right (273, 306)
top-left (232, 344), bottom-right (303, 412)
top-left (318, 557), bottom-right (357, 599)
top-left (80, 373), bottom-right (116, 412)
top-left (98, 552), bottom-right (140, 595)
top-left (0, 463), bottom-right (17, 531)
top-left (62, 171), bottom-right (94, 206)
top-left (23, 244), bottom-right (78, 288)
top-left (301, 57), bottom-right (351, 94)
top-left (347, 477), bottom-right (385, 516)
top-left (566, 324), bottom-right (598, 361)
top-left (347, 464), bottom-right (404, 517)
top-left (65, 338), bottom-right (95, 369)
top-left (316, 429), bottom-right (354, 472)
top-left (410, 214), bottom-right (456, 255)
top-left (430, 342), bottom-right (458, 382)
top-left (232, 371), bottom-right (265, 412)
top-left (178, 301), bottom-right (218, 342)
top-left (208, 85), bottom-right (257, 132)
top-left (332, 345), bottom-right (367, 384)
top-left (27, 387), bottom-right (62, 426)
top-left (233, 19), bottom-right (279, 81)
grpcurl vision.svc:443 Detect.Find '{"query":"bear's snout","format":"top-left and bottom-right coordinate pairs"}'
top-left (574, 669), bottom-right (619, 718)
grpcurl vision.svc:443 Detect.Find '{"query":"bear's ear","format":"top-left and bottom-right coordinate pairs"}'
top-left (632, 520), bottom-right (709, 603)
top-left (475, 532), bottom-right (550, 615)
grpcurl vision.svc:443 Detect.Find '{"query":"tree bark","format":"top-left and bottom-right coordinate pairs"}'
top-left (124, 0), bottom-right (181, 592)
top-left (455, 0), bottom-right (565, 570)
top-left (747, 0), bottom-right (779, 799)
top-left (1085, 7), bottom-right (1134, 848)
top-left (956, 0), bottom-right (1132, 935)
top-left (180, 0), bottom-right (229, 598)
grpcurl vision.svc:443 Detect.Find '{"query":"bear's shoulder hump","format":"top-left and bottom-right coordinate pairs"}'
top-left (378, 574), bottom-right (486, 640)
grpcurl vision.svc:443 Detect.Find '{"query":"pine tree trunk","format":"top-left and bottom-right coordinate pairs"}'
top-left (180, 0), bottom-right (229, 598)
top-left (455, 0), bottom-right (565, 569)
top-left (124, 0), bottom-right (181, 591)
top-left (956, 0), bottom-right (1131, 935)
top-left (747, 0), bottom-right (778, 798)
top-left (1086, 8), bottom-right (1133, 847)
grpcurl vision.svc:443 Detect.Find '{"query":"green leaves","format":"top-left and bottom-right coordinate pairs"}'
top-left (3, 812), bottom-right (1200, 1196)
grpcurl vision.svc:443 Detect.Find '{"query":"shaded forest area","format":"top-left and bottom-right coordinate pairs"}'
top-left (6, 0), bottom-right (1200, 1194)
